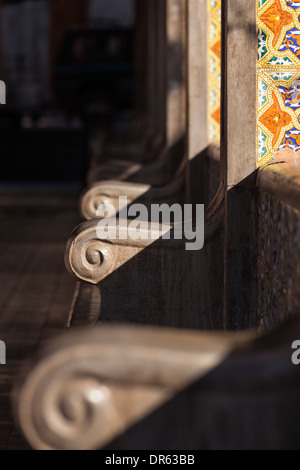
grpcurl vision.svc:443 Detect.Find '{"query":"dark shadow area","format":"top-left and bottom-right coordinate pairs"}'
top-left (0, 117), bottom-right (88, 182)
top-left (227, 171), bottom-right (259, 330)
top-left (189, 145), bottom-right (220, 206)
top-left (0, 0), bottom-right (134, 185)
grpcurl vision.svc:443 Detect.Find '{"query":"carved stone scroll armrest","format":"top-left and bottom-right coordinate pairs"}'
top-left (65, 188), bottom-right (225, 329)
top-left (102, 130), bottom-right (162, 161)
top-left (64, 217), bottom-right (177, 286)
top-left (14, 317), bottom-right (300, 450)
top-left (80, 176), bottom-right (185, 220)
top-left (14, 324), bottom-right (253, 450)
top-left (87, 147), bottom-right (171, 187)
top-left (67, 182), bottom-right (225, 288)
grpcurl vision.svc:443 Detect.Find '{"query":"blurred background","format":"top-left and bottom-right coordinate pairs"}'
top-left (0, 2), bottom-right (135, 448)
top-left (0, 0), bottom-right (135, 184)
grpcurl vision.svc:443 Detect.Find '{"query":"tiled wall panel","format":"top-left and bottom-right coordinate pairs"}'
top-left (208, 0), bottom-right (221, 143)
top-left (258, 0), bottom-right (300, 164)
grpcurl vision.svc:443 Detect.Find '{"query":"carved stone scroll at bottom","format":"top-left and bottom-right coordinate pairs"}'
top-left (14, 325), bottom-right (252, 450)
top-left (15, 318), bottom-right (300, 450)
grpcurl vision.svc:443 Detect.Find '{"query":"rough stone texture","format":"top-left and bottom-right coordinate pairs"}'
top-left (258, 189), bottom-right (300, 331)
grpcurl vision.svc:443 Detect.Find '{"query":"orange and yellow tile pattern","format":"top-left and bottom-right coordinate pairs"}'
top-left (208, 0), bottom-right (221, 143)
top-left (258, 0), bottom-right (300, 164)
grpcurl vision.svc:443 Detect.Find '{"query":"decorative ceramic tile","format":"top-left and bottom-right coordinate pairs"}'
top-left (208, 0), bottom-right (221, 143)
top-left (258, 0), bottom-right (300, 67)
top-left (257, 0), bottom-right (300, 164)
top-left (257, 69), bottom-right (300, 162)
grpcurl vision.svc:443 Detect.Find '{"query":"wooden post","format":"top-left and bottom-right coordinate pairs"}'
top-left (166, 0), bottom-right (185, 149)
top-left (134, 0), bottom-right (148, 122)
top-left (222, 0), bottom-right (258, 329)
top-left (146, 0), bottom-right (158, 140)
top-left (0, 2), bottom-right (3, 79)
top-left (221, 0), bottom-right (257, 189)
top-left (156, 0), bottom-right (167, 145)
top-left (187, 0), bottom-right (209, 161)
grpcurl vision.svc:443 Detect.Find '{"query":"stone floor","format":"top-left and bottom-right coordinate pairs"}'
top-left (0, 189), bottom-right (81, 450)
